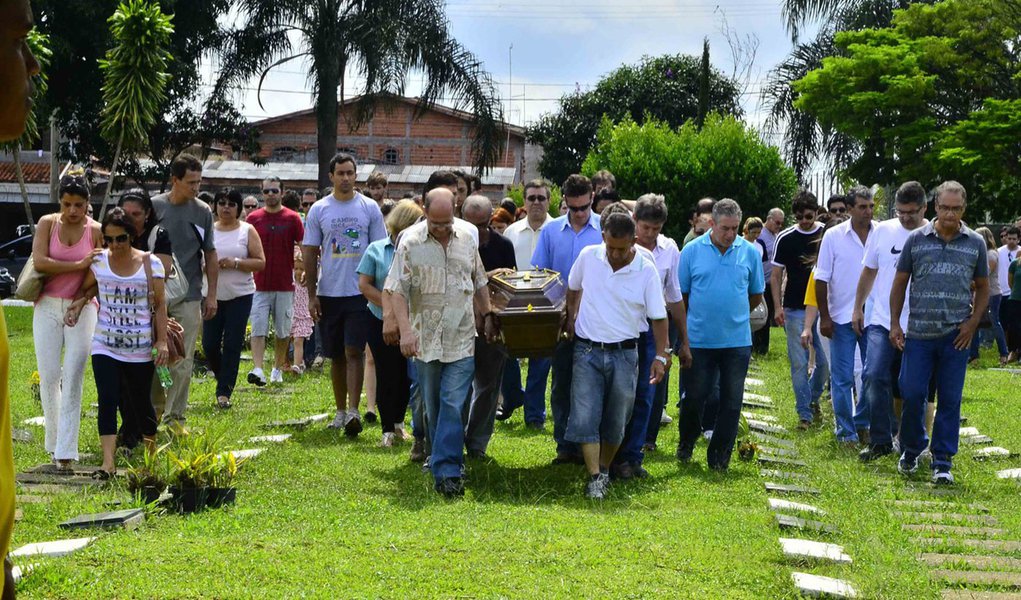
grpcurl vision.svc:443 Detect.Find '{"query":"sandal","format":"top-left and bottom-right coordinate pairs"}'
top-left (91, 469), bottom-right (115, 481)
top-left (216, 396), bottom-right (232, 409)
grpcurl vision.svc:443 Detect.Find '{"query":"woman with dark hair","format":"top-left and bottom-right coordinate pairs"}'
top-left (31, 171), bottom-right (103, 471)
top-left (204, 189), bottom-right (265, 408)
top-left (64, 208), bottom-right (167, 478)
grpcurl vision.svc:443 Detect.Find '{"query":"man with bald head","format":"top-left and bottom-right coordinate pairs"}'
top-left (461, 195), bottom-right (516, 457)
top-left (1, 0), bottom-right (40, 592)
top-left (385, 189), bottom-right (498, 497)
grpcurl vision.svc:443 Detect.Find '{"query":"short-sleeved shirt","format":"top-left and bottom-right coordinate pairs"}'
top-left (680, 233), bottom-right (765, 349)
top-left (384, 227), bottom-right (487, 363)
top-left (246, 207), bottom-right (304, 291)
top-left (569, 244), bottom-right (667, 344)
top-left (479, 229), bottom-right (517, 272)
top-left (997, 245), bottom-right (1018, 295)
top-left (897, 221), bottom-right (988, 339)
top-left (531, 212), bottom-right (602, 280)
top-left (134, 225), bottom-right (173, 256)
top-left (759, 226), bottom-right (777, 279)
top-left (152, 194), bottom-right (214, 302)
top-left (356, 237), bottom-right (395, 320)
top-left (504, 214), bottom-right (554, 270)
top-left (649, 235), bottom-right (683, 304)
top-left (303, 192), bottom-right (387, 298)
top-left (91, 252), bottom-right (165, 362)
top-left (771, 223), bottom-right (823, 310)
top-left (1009, 259), bottom-right (1021, 300)
top-left (814, 219), bottom-right (875, 324)
top-left (804, 271), bottom-right (818, 308)
top-left (862, 218), bottom-right (925, 331)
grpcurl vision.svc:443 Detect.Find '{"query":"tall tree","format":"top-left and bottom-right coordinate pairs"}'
top-left (214, 0), bottom-right (505, 190)
top-left (526, 54), bottom-right (743, 185)
top-left (761, 0), bottom-right (936, 178)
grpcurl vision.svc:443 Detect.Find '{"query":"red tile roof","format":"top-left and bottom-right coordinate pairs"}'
top-left (0, 161), bottom-right (51, 184)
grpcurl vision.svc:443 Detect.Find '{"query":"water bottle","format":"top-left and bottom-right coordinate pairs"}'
top-left (153, 348), bottom-right (173, 389)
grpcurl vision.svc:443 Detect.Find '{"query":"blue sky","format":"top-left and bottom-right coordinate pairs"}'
top-left (213, 0), bottom-right (815, 133)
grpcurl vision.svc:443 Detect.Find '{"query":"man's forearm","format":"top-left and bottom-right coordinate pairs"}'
top-left (854, 268), bottom-right (878, 316)
top-left (771, 269), bottom-right (784, 310)
top-left (390, 292), bottom-right (412, 333)
top-left (666, 301), bottom-right (688, 343)
top-left (970, 280), bottom-right (990, 323)
top-left (302, 247), bottom-right (319, 297)
top-left (651, 318), bottom-right (668, 357)
top-left (890, 276), bottom-right (908, 329)
top-left (816, 280), bottom-right (831, 322)
top-left (204, 251), bottom-right (219, 300)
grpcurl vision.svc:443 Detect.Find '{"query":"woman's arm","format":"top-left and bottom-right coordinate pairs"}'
top-left (64, 268), bottom-right (98, 326)
top-left (243, 226), bottom-right (266, 273)
top-left (150, 265), bottom-right (169, 366)
top-left (358, 273), bottom-right (382, 307)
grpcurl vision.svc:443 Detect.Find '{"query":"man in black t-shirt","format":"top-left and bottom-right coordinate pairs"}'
top-left (461, 195), bottom-right (516, 457)
top-left (771, 190), bottom-right (828, 429)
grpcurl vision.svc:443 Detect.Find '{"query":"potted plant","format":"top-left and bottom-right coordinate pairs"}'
top-left (167, 440), bottom-right (215, 514)
top-left (736, 414), bottom-right (758, 461)
top-left (206, 452), bottom-right (238, 508)
top-left (125, 442), bottom-right (170, 504)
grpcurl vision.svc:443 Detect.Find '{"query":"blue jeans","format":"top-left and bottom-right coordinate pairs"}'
top-left (616, 330), bottom-right (656, 464)
top-left (970, 294), bottom-right (1008, 359)
top-left (551, 340), bottom-right (579, 457)
top-left (862, 325), bottom-right (900, 446)
top-left (829, 322), bottom-right (868, 441)
top-left (784, 309), bottom-right (829, 422)
top-left (565, 343), bottom-right (638, 445)
top-left (678, 346), bottom-right (752, 469)
top-left (899, 331), bottom-right (969, 472)
top-left (500, 357), bottom-right (551, 425)
top-left (416, 357), bottom-right (475, 482)
top-left (202, 294), bottom-right (254, 399)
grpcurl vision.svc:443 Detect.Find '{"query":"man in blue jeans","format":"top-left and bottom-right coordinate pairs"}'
top-left (771, 190), bottom-right (828, 429)
top-left (814, 186), bottom-right (875, 445)
top-left (564, 212), bottom-right (668, 499)
top-left (676, 199), bottom-right (764, 470)
top-left (530, 174), bottom-right (603, 465)
top-left (890, 180), bottom-right (989, 485)
top-left (385, 189), bottom-right (498, 497)
top-left (853, 181), bottom-right (928, 462)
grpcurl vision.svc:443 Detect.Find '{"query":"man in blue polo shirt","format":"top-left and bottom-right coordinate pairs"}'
top-left (531, 174), bottom-right (602, 465)
top-left (677, 199), bottom-right (765, 471)
top-left (891, 180), bottom-right (988, 485)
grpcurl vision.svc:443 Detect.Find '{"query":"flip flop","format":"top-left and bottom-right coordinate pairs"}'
top-left (91, 469), bottom-right (114, 481)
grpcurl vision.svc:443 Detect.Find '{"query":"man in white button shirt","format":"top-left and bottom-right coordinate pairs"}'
top-left (998, 226), bottom-right (1020, 360)
top-left (815, 186), bottom-right (876, 445)
top-left (497, 179), bottom-right (555, 427)
top-left (852, 181), bottom-right (928, 461)
top-left (563, 212), bottom-right (669, 499)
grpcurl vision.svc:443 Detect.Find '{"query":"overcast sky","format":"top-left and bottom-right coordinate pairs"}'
top-left (204, 1), bottom-right (814, 139)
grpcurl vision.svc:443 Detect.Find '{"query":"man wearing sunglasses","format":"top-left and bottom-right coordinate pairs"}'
top-left (246, 176), bottom-right (304, 385)
top-left (241, 196), bottom-right (259, 221)
top-left (498, 179), bottom-right (555, 428)
top-left (771, 190), bottom-right (828, 431)
top-left (530, 174), bottom-right (602, 465)
top-left (826, 194), bottom-right (848, 217)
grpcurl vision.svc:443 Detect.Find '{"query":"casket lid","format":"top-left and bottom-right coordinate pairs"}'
top-left (489, 268), bottom-right (562, 293)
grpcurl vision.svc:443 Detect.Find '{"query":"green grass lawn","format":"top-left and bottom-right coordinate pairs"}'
top-left (6, 304), bottom-right (1020, 598)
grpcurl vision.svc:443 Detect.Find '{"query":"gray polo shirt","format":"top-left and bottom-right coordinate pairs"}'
top-left (897, 221), bottom-right (988, 340)
top-left (152, 194), bottom-right (215, 302)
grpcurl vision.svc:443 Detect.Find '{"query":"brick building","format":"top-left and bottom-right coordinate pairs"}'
top-left (202, 95), bottom-right (535, 199)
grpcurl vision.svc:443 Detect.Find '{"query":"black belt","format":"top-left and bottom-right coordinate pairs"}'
top-left (576, 337), bottom-right (638, 350)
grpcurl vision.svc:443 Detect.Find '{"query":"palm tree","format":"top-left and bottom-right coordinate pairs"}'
top-left (762, 0), bottom-right (935, 178)
top-left (215, 0), bottom-right (505, 190)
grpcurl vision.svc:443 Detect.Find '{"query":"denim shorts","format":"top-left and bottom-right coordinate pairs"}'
top-left (565, 342), bottom-right (639, 445)
top-left (250, 291), bottom-right (294, 338)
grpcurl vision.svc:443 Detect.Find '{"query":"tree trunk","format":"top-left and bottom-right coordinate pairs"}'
top-left (99, 132), bottom-right (124, 220)
top-left (13, 149), bottom-right (35, 235)
top-left (316, 65), bottom-right (341, 191)
top-left (696, 38), bottom-right (711, 129)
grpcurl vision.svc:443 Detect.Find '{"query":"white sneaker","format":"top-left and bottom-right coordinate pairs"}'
top-left (660, 412), bottom-right (673, 425)
top-left (703, 430), bottom-right (714, 442)
top-left (380, 432), bottom-right (396, 448)
top-left (269, 368), bottom-right (284, 384)
top-left (247, 368), bottom-right (267, 387)
top-left (327, 410), bottom-right (348, 429)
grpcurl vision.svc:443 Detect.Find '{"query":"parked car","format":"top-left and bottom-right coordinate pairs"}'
top-left (0, 234), bottom-right (32, 298)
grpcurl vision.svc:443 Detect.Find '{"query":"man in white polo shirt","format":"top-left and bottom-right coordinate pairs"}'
top-left (564, 212), bottom-right (669, 499)
top-left (815, 186), bottom-right (875, 445)
top-left (498, 178), bottom-right (556, 427)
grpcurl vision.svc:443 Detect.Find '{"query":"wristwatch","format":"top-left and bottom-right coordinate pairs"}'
top-left (234, 257), bottom-right (240, 269)
top-left (654, 354), bottom-right (669, 366)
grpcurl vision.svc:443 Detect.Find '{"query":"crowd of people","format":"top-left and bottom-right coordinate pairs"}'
top-left (20, 149), bottom-right (1021, 500)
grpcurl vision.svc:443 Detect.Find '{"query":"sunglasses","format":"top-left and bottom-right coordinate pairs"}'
top-left (263, 188), bottom-right (281, 194)
top-left (567, 201), bottom-right (592, 213)
top-left (301, 202), bottom-right (314, 208)
top-left (796, 212), bottom-right (816, 221)
top-left (830, 207), bottom-right (846, 214)
top-left (526, 195), bottom-right (548, 203)
top-left (103, 234), bottom-right (129, 244)
top-left (217, 199), bottom-right (240, 207)
top-left (243, 204), bottom-right (258, 209)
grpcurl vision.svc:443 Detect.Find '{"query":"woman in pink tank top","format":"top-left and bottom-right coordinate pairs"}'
top-left (30, 173), bottom-right (102, 470)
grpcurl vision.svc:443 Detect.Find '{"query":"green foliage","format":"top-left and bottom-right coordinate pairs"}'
top-left (792, 0), bottom-right (1021, 219)
top-left (98, 0), bottom-right (174, 149)
top-left (504, 183), bottom-right (562, 217)
top-left (125, 442), bottom-right (171, 493)
top-left (581, 114), bottom-right (798, 243)
top-left (526, 54), bottom-right (744, 185)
